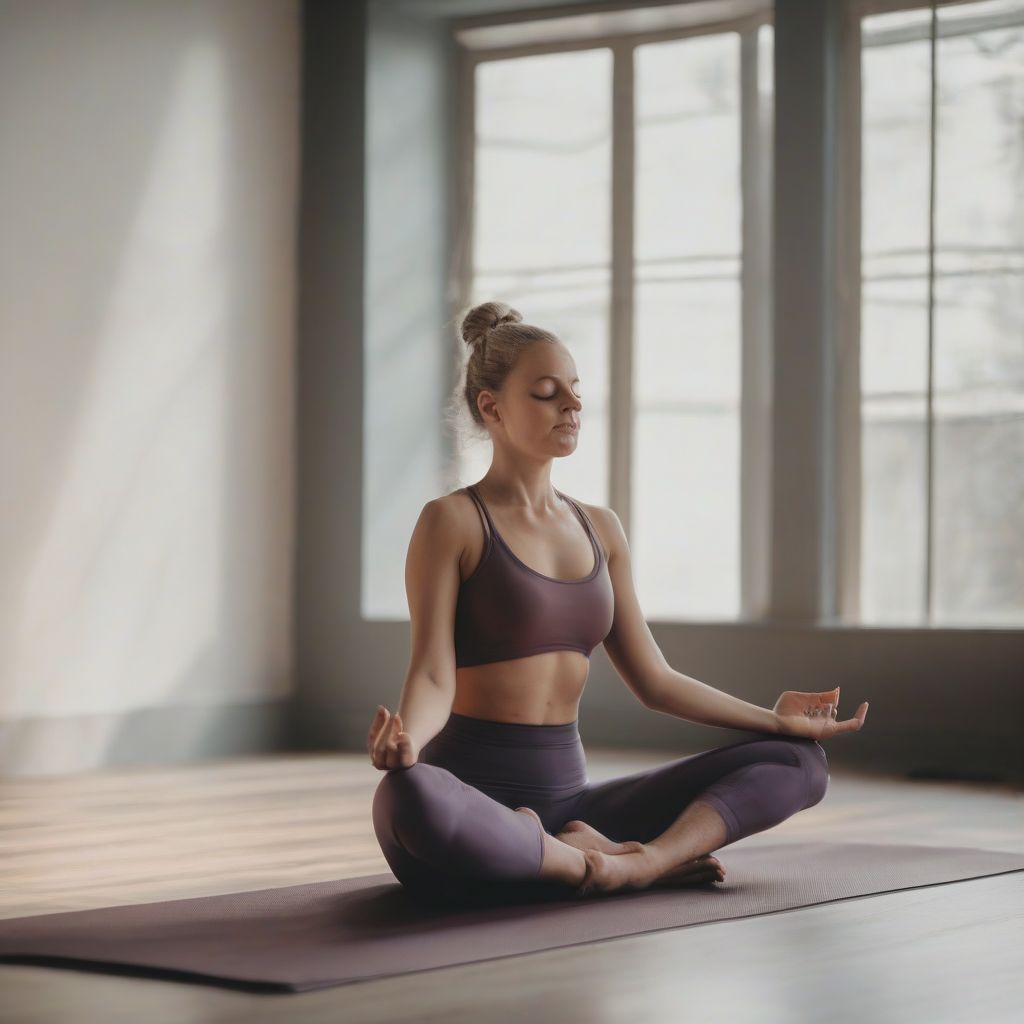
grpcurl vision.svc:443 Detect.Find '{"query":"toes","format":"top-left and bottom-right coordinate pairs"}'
top-left (655, 854), bottom-right (726, 886)
top-left (696, 853), bottom-right (725, 876)
top-left (564, 819), bottom-right (587, 831)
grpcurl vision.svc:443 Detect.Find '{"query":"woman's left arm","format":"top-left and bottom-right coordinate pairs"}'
top-left (646, 666), bottom-right (782, 733)
top-left (593, 505), bottom-right (868, 738)
top-left (649, 672), bottom-right (870, 739)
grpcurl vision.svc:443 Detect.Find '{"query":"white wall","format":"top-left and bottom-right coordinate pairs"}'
top-left (0, 0), bottom-right (299, 771)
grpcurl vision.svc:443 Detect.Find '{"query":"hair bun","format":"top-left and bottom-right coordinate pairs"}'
top-left (460, 301), bottom-right (523, 349)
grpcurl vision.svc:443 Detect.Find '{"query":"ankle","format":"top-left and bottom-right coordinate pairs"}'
top-left (537, 833), bottom-right (588, 886)
top-left (641, 840), bottom-right (689, 876)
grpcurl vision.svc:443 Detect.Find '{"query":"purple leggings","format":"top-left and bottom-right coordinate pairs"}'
top-left (372, 712), bottom-right (829, 905)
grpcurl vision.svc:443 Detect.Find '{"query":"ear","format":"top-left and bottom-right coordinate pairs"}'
top-left (478, 389), bottom-right (500, 424)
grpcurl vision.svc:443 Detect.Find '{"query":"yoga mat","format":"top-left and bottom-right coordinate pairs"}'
top-left (2, 841), bottom-right (1022, 993)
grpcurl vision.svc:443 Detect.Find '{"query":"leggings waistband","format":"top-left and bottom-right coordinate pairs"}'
top-left (439, 711), bottom-right (581, 748)
top-left (420, 712), bottom-right (587, 794)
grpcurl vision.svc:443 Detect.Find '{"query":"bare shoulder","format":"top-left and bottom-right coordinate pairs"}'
top-left (426, 487), bottom-right (480, 549)
top-left (424, 487), bottom-right (475, 531)
top-left (433, 486), bottom-right (475, 517)
top-left (570, 498), bottom-right (626, 562)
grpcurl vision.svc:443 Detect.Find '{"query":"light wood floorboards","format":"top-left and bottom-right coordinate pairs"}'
top-left (2, 748), bottom-right (1022, 1023)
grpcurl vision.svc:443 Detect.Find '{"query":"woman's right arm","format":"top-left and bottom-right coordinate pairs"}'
top-left (369, 497), bottom-right (463, 769)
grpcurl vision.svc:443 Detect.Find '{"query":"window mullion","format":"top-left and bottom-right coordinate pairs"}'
top-left (770, 0), bottom-right (839, 623)
top-left (835, 1), bottom-right (863, 624)
top-left (925, 1), bottom-right (938, 622)
top-left (740, 27), bottom-right (773, 620)
top-left (610, 42), bottom-right (635, 539)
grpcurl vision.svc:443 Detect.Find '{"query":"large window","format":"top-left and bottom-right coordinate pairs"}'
top-left (454, 2), bottom-right (774, 623)
top-left (856, 0), bottom-right (1024, 626)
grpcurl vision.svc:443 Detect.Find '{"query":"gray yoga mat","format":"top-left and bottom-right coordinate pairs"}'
top-left (2, 841), bottom-right (1023, 992)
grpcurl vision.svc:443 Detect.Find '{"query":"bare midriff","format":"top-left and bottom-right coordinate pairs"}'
top-left (452, 651), bottom-right (588, 725)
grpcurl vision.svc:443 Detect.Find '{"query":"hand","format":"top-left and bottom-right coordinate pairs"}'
top-left (367, 705), bottom-right (419, 770)
top-left (772, 686), bottom-right (869, 741)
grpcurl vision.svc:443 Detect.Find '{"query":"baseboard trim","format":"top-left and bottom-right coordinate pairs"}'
top-left (0, 700), bottom-right (294, 777)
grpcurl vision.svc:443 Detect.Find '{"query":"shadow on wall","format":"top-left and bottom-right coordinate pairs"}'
top-left (0, 1), bottom-right (297, 774)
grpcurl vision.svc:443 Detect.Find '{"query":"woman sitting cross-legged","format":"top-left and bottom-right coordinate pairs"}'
top-left (370, 301), bottom-right (870, 905)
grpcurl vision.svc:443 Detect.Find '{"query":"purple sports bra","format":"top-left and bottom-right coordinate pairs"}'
top-left (453, 484), bottom-right (615, 669)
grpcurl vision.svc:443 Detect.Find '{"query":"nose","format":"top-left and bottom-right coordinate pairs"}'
top-left (564, 393), bottom-right (582, 413)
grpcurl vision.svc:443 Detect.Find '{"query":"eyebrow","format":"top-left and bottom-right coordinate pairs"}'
top-left (535, 376), bottom-right (580, 383)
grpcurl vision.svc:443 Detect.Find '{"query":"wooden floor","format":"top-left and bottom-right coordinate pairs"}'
top-left (2, 746), bottom-right (1023, 1024)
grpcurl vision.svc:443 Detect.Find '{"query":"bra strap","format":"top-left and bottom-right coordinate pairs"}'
top-left (465, 484), bottom-right (496, 541)
top-left (558, 491), bottom-right (603, 561)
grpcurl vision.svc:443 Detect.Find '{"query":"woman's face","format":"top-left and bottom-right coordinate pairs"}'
top-left (481, 341), bottom-right (583, 456)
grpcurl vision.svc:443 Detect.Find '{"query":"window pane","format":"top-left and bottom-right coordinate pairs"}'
top-left (932, 3), bottom-right (1024, 625)
top-left (862, 393), bottom-right (930, 622)
top-left (465, 49), bottom-right (612, 501)
top-left (634, 405), bottom-right (740, 619)
top-left (633, 31), bottom-right (743, 620)
top-left (860, 9), bottom-right (933, 623)
top-left (860, 1), bottom-right (1024, 627)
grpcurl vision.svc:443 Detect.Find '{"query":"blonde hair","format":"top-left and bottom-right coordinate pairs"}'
top-left (443, 301), bottom-right (559, 445)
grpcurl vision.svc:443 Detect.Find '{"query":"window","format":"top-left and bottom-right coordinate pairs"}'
top-left (854, 0), bottom-right (1024, 626)
top-left (453, 1), bottom-right (774, 622)
top-left (468, 48), bottom-right (613, 504)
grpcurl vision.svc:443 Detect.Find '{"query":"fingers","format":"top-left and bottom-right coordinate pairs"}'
top-left (383, 713), bottom-right (403, 768)
top-left (369, 707), bottom-right (414, 769)
top-left (371, 708), bottom-right (392, 767)
top-left (827, 702), bottom-right (869, 736)
top-left (368, 712), bottom-right (385, 770)
top-left (367, 705), bottom-right (386, 755)
top-left (386, 712), bottom-right (406, 769)
top-left (817, 687), bottom-right (840, 718)
top-left (815, 713), bottom-right (830, 739)
top-left (390, 713), bottom-right (414, 768)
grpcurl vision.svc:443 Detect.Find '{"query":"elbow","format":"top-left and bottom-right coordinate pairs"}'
top-left (426, 669), bottom-right (456, 698)
top-left (641, 681), bottom-right (666, 712)
top-left (641, 664), bottom-right (672, 712)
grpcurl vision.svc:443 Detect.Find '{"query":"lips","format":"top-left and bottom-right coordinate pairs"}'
top-left (554, 423), bottom-right (579, 432)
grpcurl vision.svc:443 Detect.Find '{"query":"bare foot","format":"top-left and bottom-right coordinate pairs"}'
top-left (649, 853), bottom-right (727, 891)
top-left (515, 808), bottom-right (629, 856)
top-left (576, 843), bottom-right (726, 898)
top-left (554, 819), bottom-right (632, 855)
top-left (516, 802), bottom-right (626, 851)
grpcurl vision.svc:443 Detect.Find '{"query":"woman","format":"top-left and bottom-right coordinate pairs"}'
top-left (370, 301), bottom-right (869, 905)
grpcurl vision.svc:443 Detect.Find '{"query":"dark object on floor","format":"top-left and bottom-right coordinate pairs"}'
top-left (1, 841), bottom-right (1022, 993)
